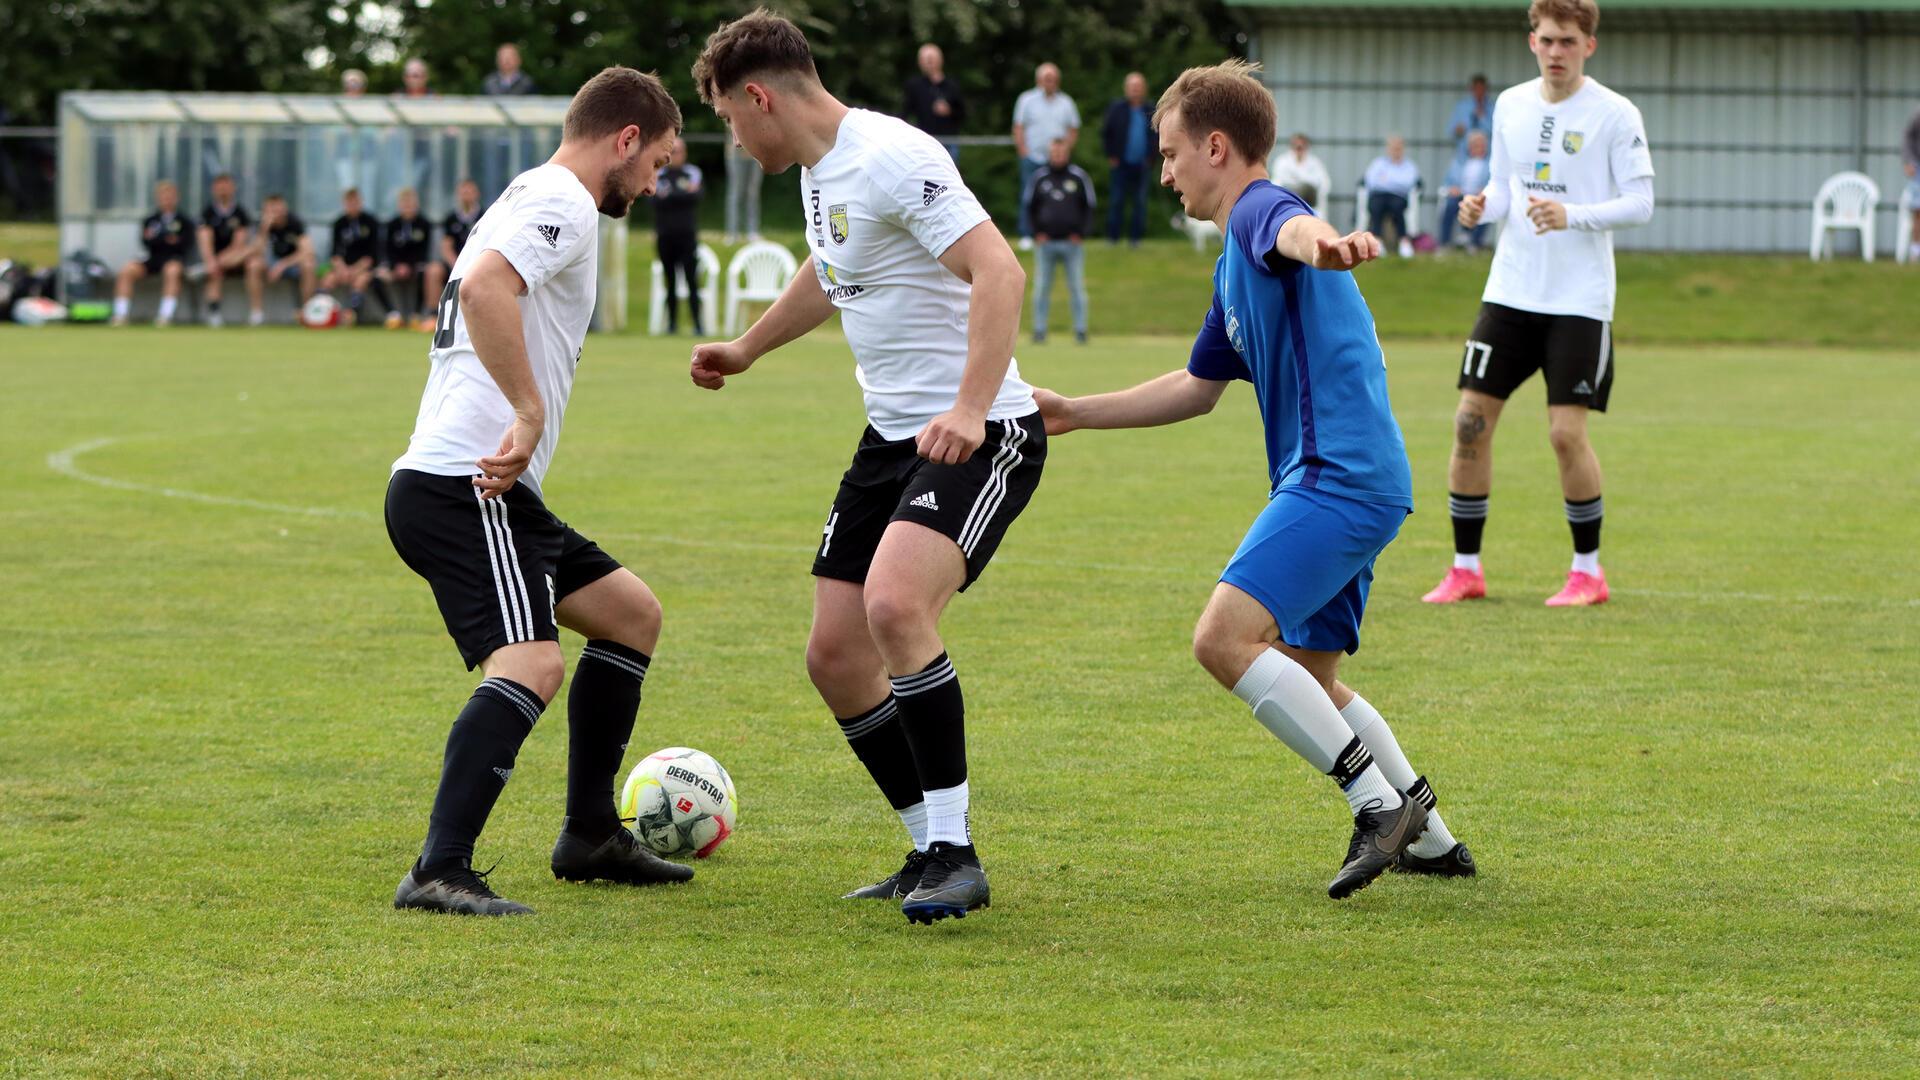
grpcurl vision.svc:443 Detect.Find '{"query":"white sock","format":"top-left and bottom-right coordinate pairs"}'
top-left (112, 297), bottom-right (130, 318)
top-left (157, 296), bottom-right (177, 321)
top-left (897, 801), bottom-right (929, 852)
top-left (1453, 552), bottom-right (1482, 572)
top-left (1231, 649), bottom-right (1400, 814)
top-left (1341, 694), bottom-right (1458, 857)
top-left (923, 781), bottom-right (970, 846)
top-left (1572, 550), bottom-right (1601, 575)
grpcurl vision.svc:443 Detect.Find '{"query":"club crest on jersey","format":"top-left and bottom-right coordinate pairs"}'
top-left (828, 203), bottom-right (849, 245)
top-left (1534, 162), bottom-right (1553, 181)
top-left (1563, 131), bottom-right (1585, 154)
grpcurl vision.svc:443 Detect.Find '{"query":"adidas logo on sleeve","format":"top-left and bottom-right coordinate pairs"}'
top-left (535, 224), bottom-right (560, 248)
top-left (922, 180), bottom-right (948, 207)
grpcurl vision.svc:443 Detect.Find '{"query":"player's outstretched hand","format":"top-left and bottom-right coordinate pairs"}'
top-left (1031, 387), bottom-right (1077, 436)
top-left (1457, 193), bottom-right (1486, 228)
top-left (1311, 230), bottom-right (1382, 271)
top-left (474, 414), bottom-right (542, 499)
top-left (916, 407), bottom-right (986, 465)
top-left (690, 339), bottom-right (755, 390)
top-left (1526, 196), bottom-right (1568, 234)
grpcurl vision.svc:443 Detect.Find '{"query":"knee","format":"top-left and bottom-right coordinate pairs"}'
top-left (1453, 406), bottom-right (1490, 450)
top-left (1191, 618), bottom-right (1249, 688)
top-left (1548, 424), bottom-right (1587, 458)
top-left (805, 630), bottom-right (870, 693)
top-left (505, 651), bottom-right (566, 703)
top-left (862, 587), bottom-right (929, 653)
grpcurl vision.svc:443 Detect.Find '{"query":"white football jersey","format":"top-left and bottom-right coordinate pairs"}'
top-left (393, 164), bottom-right (600, 495)
top-left (1482, 78), bottom-right (1655, 322)
top-left (801, 109), bottom-right (1035, 440)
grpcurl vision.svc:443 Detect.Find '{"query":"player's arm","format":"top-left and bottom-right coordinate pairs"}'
top-left (457, 251), bottom-right (543, 498)
top-left (1274, 214), bottom-right (1382, 271)
top-left (919, 220), bottom-right (1025, 464)
top-left (1034, 369), bottom-right (1227, 435)
top-left (689, 254), bottom-right (834, 390)
top-left (1553, 110), bottom-right (1657, 233)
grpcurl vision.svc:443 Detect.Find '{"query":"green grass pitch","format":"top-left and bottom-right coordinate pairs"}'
top-left (2, 319), bottom-right (1916, 1076)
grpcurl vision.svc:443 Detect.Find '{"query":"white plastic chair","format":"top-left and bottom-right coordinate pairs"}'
top-left (723, 240), bottom-right (798, 335)
top-left (648, 244), bottom-right (719, 335)
top-left (1809, 172), bottom-right (1879, 262)
top-left (1896, 181), bottom-right (1915, 265)
top-left (1353, 179), bottom-right (1423, 241)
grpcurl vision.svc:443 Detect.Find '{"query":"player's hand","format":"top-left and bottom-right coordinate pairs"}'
top-left (690, 339), bottom-right (755, 390)
top-left (1310, 230), bottom-right (1382, 271)
top-left (916, 407), bottom-right (986, 465)
top-left (1031, 387), bottom-right (1077, 436)
top-left (1526, 197), bottom-right (1568, 234)
top-left (475, 413), bottom-right (542, 499)
top-left (1458, 194), bottom-right (1486, 228)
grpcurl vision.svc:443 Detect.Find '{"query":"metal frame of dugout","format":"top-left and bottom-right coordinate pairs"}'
top-left (55, 91), bottom-right (627, 329)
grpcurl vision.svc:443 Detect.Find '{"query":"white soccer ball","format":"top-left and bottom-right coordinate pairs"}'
top-left (299, 293), bottom-right (343, 329)
top-left (618, 747), bottom-right (737, 859)
top-left (11, 296), bottom-right (67, 325)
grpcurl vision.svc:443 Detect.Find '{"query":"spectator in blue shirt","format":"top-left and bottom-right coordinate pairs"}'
top-left (1100, 72), bottom-right (1156, 246)
top-left (1439, 130), bottom-right (1492, 252)
top-left (1362, 136), bottom-right (1421, 253)
top-left (1449, 74), bottom-right (1493, 162)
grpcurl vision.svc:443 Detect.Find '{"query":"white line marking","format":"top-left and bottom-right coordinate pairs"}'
top-left (45, 437), bottom-right (1920, 610)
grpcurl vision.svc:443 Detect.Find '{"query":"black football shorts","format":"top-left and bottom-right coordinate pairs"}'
top-left (1459, 302), bottom-right (1614, 411)
top-left (812, 411), bottom-right (1046, 591)
top-left (385, 470), bottom-right (622, 668)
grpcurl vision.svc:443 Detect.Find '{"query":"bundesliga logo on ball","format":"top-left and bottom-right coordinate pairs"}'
top-left (618, 748), bottom-right (738, 859)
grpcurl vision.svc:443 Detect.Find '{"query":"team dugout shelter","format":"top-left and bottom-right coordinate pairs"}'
top-left (55, 91), bottom-right (630, 326)
top-left (1230, 0), bottom-right (1920, 253)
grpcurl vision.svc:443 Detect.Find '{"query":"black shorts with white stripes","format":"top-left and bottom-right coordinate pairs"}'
top-left (812, 411), bottom-right (1046, 591)
top-left (1459, 302), bottom-right (1614, 411)
top-left (385, 470), bottom-right (622, 669)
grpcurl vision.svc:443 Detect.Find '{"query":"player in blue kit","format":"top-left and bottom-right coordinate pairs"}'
top-left (1035, 60), bottom-right (1474, 898)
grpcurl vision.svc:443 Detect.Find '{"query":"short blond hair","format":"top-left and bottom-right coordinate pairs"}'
top-left (1529, 0), bottom-right (1598, 35)
top-left (1153, 59), bottom-right (1277, 166)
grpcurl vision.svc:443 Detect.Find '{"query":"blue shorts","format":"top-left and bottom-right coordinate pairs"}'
top-left (1219, 485), bottom-right (1408, 655)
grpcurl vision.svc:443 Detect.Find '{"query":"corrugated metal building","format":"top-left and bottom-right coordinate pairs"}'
top-left (1231, 0), bottom-right (1920, 252)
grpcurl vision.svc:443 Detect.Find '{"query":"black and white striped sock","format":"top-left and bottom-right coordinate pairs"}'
top-left (420, 676), bottom-right (545, 870)
top-left (564, 640), bottom-right (649, 840)
top-left (1450, 492), bottom-right (1489, 570)
top-left (836, 695), bottom-right (929, 850)
top-left (1566, 495), bottom-right (1603, 573)
top-left (890, 653), bottom-right (970, 846)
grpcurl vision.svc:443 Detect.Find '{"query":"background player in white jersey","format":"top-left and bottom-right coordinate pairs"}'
top-left (1423, 0), bottom-right (1654, 608)
top-left (386, 68), bottom-right (689, 916)
top-left (689, 10), bottom-right (1039, 925)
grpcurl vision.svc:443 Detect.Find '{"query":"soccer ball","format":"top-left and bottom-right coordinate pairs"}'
top-left (618, 747), bottom-right (737, 859)
top-left (300, 294), bottom-right (344, 328)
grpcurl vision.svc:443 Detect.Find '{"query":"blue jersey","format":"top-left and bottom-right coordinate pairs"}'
top-left (1187, 181), bottom-right (1413, 509)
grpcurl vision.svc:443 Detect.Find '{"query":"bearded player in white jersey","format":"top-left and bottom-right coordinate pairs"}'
top-left (1423, 0), bottom-right (1655, 608)
top-left (386, 69), bottom-right (690, 916)
top-left (690, 10), bottom-right (1039, 925)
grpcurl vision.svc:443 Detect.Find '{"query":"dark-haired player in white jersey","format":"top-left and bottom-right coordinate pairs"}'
top-left (690, 10), bottom-right (1039, 924)
top-left (1423, 0), bottom-right (1654, 608)
top-left (386, 68), bottom-right (687, 916)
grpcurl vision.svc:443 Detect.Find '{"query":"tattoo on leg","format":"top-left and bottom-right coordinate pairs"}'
top-left (1454, 410), bottom-right (1487, 449)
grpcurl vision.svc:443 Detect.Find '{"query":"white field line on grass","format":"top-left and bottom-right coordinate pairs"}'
top-left (46, 436), bottom-right (1920, 609)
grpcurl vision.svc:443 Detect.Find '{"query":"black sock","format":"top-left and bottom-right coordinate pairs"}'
top-left (1449, 492), bottom-right (1488, 556)
top-left (836, 695), bottom-right (922, 811)
top-left (1566, 495), bottom-right (1603, 555)
top-left (420, 677), bottom-right (546, 871)
top-left (564, 640), bottom-right (650, 840)
top-left (346, 290), bottom-right (365, 316)
top-left (889, 652), bottom-right (966, 792)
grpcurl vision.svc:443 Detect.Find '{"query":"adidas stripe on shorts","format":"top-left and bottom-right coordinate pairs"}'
top-left (1459, 302), bottom-right (1614, 412)
top-left (812, 411), bottom-right (1046, 591)
top-left (385, 470), bottom-right (623, 669)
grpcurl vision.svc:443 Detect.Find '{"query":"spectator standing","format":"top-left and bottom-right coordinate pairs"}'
top-left (482, 43), bottom-right (537, 96)
top-left (196, 172), bottom-right (254, 327)
top-left (398, 58), bottom-right (433, 98)
top-left (723, 139), bottom-right (762, 243)
top-left (110, 180), bottom-right (189, 326)
top-left (1268, 132), bottom-right (1331, 211)
top-left (341, 69), bottom-right (368, 97)
top-left (1026, 138), bottom-right (1095, 344)
top-left (1100, 72), bottom-right (1155, 246)
top-left (1903, 104), bottom-right (1920, 262)
top-left (1363, 135), bottom-right (1421, 254)
top-left (1439, 130), bottom-right (1492, 252)
top-left (902, 44), bottom-right (966, 164)
top-left (1449, 74), bottom-right (1494, 162)
top-left (1011, 62), bottom-right (1080, 250)
top-left (654, 137), bottom-right (705, 335)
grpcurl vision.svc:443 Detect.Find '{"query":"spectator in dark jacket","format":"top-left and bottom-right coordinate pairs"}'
top-left (654, 137), bottom-right (705, 335)
top-left (902, 44), bottom-right (965, 163)
top-left (483, 44), bottom-right (537, 96)
top-left (1025, 138), bottom-right (1097, 344)
top-left (1100, 72), bottom-right (1156, 246)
